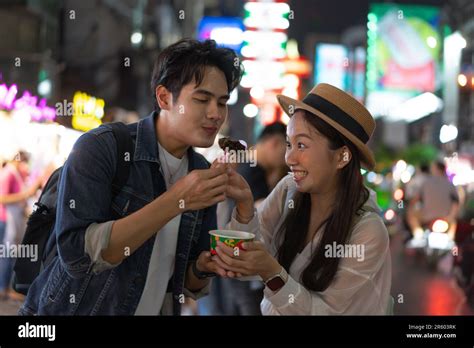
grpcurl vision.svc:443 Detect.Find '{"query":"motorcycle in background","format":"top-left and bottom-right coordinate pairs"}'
top-left (406, 218), bottom-right (455, 269)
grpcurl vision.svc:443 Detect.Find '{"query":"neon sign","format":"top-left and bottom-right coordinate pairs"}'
top-left (0, 83), bottom-right (55, 122)
top-left (198, 17), bottom-right (245, 53)
top-left (71, 91), bottom-right (105, 132)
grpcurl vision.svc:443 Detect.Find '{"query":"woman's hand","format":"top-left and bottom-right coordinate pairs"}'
top-left (194, 250), bottom-right (245, 278)
top-left (227, 168), bottom-right (255, 222)
top-left (212, 241), bottom-right (282, 282)
top-left (211, 161), bottom-right (254, 223)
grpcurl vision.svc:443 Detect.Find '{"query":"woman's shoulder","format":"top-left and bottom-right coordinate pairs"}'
top-left (267, 174), bottom-right (296, 200)
top-left (277, 174), bottom-right (297, 202)
top-left (351, 210), bottom-right (389, 249)
top-left (276, 173), bottom-right (295, 189)
top-left (258, 174), bottom-right (296, 216)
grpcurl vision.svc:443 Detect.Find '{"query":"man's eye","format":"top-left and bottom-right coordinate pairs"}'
top-left (286, 141), bottom-right (291, 148)
top-left (194, 98), bottom-right (208, 103)
top-left (219, 102), bottom-right (227, 107)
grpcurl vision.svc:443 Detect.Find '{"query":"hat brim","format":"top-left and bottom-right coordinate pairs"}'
top-left (277, 94), bottom-right (375, 170)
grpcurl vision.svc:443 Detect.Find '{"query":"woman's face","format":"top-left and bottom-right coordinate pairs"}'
top-left (285, 111), bottom-right (342, 195)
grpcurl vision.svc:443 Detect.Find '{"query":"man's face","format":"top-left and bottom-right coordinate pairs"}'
top-left (167, 66), bottom-right (229, 148)
top-left (261, 134), bottom-right (287, 169)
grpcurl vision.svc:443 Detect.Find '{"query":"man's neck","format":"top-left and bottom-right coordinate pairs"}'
top-left (155, 113), bottom-right (189, 159)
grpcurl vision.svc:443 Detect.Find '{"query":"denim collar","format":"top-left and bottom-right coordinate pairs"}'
top-left (134, 111), bottom-right (160, 163)
top-left (133, 111), bottom-right (204, 171)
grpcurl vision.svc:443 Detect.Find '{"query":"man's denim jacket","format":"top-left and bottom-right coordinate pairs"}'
top-left (19, 112), bottom-right (216, 315)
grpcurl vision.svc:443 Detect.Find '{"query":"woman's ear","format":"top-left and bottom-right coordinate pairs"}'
top-left (155, 85), bottom-right (172, 111)
top-left (336, 146), bottom-right (352, 169)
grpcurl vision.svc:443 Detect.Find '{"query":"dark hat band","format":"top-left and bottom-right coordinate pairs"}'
top-left (301, 94), bottom-right (369, 143)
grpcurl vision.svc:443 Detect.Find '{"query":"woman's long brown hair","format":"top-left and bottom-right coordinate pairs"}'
top-left (276, 111), bottom-right (369, 292)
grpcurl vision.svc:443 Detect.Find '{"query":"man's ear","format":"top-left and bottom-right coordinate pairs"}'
top-left (337, 146), bottom-right (352, 169)
top-left (155, 85), bottom-right (172, 111)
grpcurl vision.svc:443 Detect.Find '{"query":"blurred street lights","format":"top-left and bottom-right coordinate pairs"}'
top-left (457, 73), bottom-right (467, 87)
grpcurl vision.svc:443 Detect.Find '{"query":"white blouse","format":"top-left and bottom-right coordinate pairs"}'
top-left (229, 175), bottom-right (392, 315)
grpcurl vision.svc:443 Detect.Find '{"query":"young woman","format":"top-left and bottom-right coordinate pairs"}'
top-left (216, 83), bottom-right (392, 315)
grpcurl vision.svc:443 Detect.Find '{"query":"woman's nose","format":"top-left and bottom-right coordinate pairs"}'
top-left (285, 146), bottom-right (297, 166)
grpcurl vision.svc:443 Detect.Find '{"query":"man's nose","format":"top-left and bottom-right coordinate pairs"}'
top-left (207, 101), bottom-right (224, 121)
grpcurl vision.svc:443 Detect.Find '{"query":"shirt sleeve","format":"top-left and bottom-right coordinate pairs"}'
top-left (263, 214), bottom-right (391, 315)
top-left (256, 175), bottom-right (292, 246)
top-left (226, 175), bottom-right (292, 245)
top-left (84, 221), bottom-right (122, 274)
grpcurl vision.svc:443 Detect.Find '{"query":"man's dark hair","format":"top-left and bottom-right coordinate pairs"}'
top-left (257, 122), bottom-right (287, 142)
top-left (150, 39), bottom-right (243, 110)
top-left (434, 160), bottom-right (446, 174)
top-left (419, 163), bottom-right (429, 174)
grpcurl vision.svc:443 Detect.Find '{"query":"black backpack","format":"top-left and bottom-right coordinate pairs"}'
top-left (12, 122), bottom-right (134, 295)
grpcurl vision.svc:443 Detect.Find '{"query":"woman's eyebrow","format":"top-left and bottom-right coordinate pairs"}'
top-left (288, 133), bottom-right (312, 140)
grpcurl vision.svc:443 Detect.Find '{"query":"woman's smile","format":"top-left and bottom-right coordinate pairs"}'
top-left (291, 170), bottom-right (308, 182)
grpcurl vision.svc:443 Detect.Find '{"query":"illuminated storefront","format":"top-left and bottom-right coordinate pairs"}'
top-left (366, 4), bottom-right (443, 121)
top-left (0, 80), bottom-right (81, 173)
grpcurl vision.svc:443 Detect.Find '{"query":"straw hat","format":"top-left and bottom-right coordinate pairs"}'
top-left (277, 83), bottom-right (376, 170)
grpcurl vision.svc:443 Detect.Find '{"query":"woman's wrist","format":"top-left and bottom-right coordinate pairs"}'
top-left (235, 193), bottom-right (254, 222)
top-left (260, 262), bottom-right (283, 282)
top-left (236, 200), bottom-right (254, 223)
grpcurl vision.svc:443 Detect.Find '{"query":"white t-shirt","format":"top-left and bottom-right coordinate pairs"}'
top-left (134, 142), bottom-right (188, 315)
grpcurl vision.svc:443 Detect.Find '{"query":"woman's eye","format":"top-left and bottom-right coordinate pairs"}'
top-left (286, 141), bottom-right (291, 148)
top-left (218, 102), bottom-right (227, 107)
top-left (297, 142), bottom-right (306, 149)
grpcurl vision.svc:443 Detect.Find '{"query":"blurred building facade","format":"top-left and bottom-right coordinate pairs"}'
top-left (0, 0), bottom-right (471, 152)
top-left (0, 0), bottom-right (61, 101)
top-left (445, 0), bottom-right (474, 151)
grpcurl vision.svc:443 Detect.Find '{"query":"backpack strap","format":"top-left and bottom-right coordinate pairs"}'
top-left (107, 122), bottom-right (135, 198)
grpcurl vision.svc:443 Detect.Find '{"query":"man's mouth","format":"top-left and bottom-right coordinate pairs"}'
top-left (202, 126), bottom-right (218, 135)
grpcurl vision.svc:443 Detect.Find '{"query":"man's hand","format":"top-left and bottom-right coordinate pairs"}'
top-left (169, 166), bottom-right (229, 211)
top-left (195, 251), bottom-right (228, 277)
top-left (185, 250), bottom-right (240, 291)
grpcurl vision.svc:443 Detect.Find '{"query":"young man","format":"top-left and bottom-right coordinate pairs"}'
top-left (19, 39), bottom-right (254, 315)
